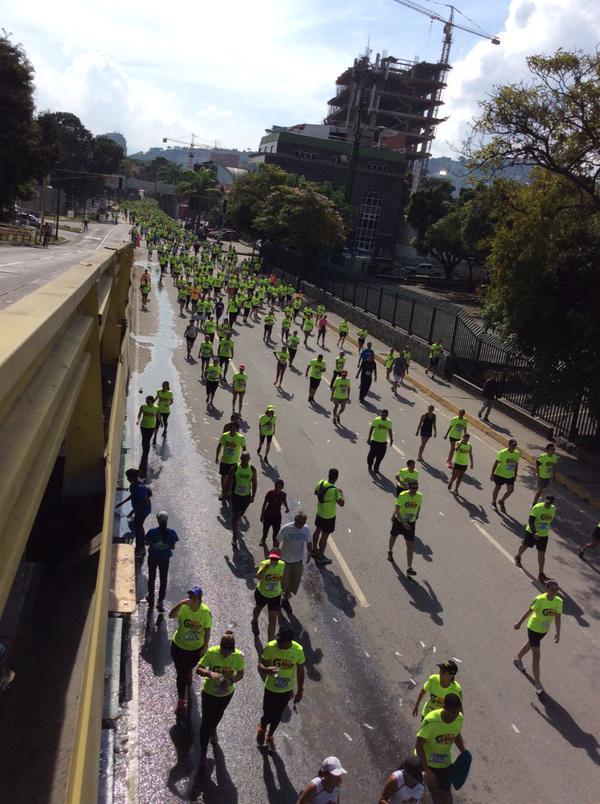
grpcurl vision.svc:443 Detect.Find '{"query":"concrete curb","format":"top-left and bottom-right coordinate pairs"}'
top-left (324, 319), bottom-right (600, 512)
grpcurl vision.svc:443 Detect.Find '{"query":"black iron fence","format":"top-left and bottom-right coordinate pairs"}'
top-left (263, 246), bottom-right (598, 446)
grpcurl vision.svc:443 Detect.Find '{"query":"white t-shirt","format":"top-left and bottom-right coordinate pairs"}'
top-left (388, 770), bottom-right (424, 803)
top-left (277, 522), bottom-right (312, 563)
top-left (308, 778), bottom-right (340, 803)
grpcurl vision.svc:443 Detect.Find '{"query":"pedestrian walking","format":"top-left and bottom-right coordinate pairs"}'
top-left (358, 340), bottom-right (375, 367)
top-left (443, 409), bottom-right (468, 468)
top-left (288, 331), bottom-right (300, 367)
top-left (514, 496), bottom-right (556, 581)
top-left (478, 375), bottom-right (498, 421)
top-left (306, 355), bottom-right (327, 403)
top-left (226, 451), bottom-right (257, 548)
top-left (256, 623), bottom-right (305, 751)
top-left (184, 321), bottom-right (199, 359)
top-left (137, 395), bottom-right (161, 475)
top-left (356, 354), bottom-right (377, 402)
top-left (532, 443), bottom-right (558, 504)
top-left (412, 660), bottom-right (462, 720)
top-left (257, 405), bottom-right (277, 463)
top-left (263, 309), bottom-right (275, 343)
top-left (154, 381), bottom-right (173, 441)
top-left (330, 370), bottom-right (351, 425)
top-left (231, 364), bottom-right (247, 414)
top-left (296, 756), bottom-right (346, 803)
top-left (425, 341), bottom-right (443, 379)
top-left (337, 319), bottom-right (349, 348)
top-left (216, 421), bottom-right (246, 500)
top-left (491, 439), bottom-right (520, 510)
top-left (116, 468), bottom-right (152, 557)
top-left (217, 332), bottom-right (234, 380)
top-left (388, 482), bottom-right (423, 576)
top-left (278, 511), bottom-right (312, 615)
top-left (312, 468), bottom-right (345, 565)
top-left (357, 327), bottom-right (368, 353)
top-left (578, 521), bottom-right (600, 560)
top-left (205, 357), bottom-right (223, 407)
top-left (395, 460), bottom-right (419, 495)
top-left (316, 315), bottom-right (327, 347)
top-left (378, 756), bottom-right (425, 803)
top-left (195, 629), bottom-right (244, 768)
top-left (367, 409), bottom-right (394, 473)
top-left (513, 578), bottom-right (562, 696)
top-left (259, 479), bottom-right (289, 546)
top-left (329, 351), bottom-right (346, 389)
top-left (145, 511), bottom-right (178, 612)
top-left (391, 354), bottom-right (407, 394)
top-left (303, 314), bottom-right (314, 346)
top-left (415, 694), bottom-right (467, 804)
top-left (415, 406), bottom-right (436, 462)
top-left (251, 549), bottom-right (286, 640)
top-left (447, 434), bottom-right (474, 496)
top-left (169, 585), bottom-right (212, 715)
top-left (273, 347), bottom-right (290, 388)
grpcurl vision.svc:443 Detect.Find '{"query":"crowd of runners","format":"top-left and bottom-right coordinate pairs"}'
top-left (121, 205), bottom-right (598, 802)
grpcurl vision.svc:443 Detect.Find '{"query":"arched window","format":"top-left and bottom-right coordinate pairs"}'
top-left (356, 190), bottom-right (381, 252)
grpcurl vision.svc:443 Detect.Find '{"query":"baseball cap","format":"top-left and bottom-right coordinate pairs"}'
top-left (268, 549), bottom-right (281, 560)
top-left (266, 405), bottom-right (275, 411)
top-left (320, 757), bottom-right (347, 777)
top-left (438, 659), bottom-right (458, 675)
top-left (188, 585), bottom-right (203, 598)
top-left (156, 511), bottom-right (168, 522)
top-left (239, 364), bottom-right (245, 370)
top-left (340, 370), bottom-right (348, 376)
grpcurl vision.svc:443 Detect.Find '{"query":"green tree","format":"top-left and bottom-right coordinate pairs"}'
top-left (485, 170), bottom-right (600, 416)
top-left (465, 49), bottom-right (600, 209)
top-left (227, 164), bottom-right (294, 237)
top-left (420, 208), bottom-right (465, 279)
top-left (406, 176), bottom-right (455, 243)
top-left (176, 167), bottom-right (222, 215)
top-left (156, 161), bottom-right (185, 185)
top-left (0, 32), bottom-right (36, 214)
top-left (254, 185), bottom-right (346, 255)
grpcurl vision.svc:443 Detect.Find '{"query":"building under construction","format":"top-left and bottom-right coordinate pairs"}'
top-left (324, 51), bottom-right (448, 187)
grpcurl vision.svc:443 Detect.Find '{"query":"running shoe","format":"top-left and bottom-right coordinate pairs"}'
top-left (513, 658), bottom-right (525, 672)
top-left (256, 725), bottom-right (266, 746)
top-left (175, 699), bottom-right (186, 715)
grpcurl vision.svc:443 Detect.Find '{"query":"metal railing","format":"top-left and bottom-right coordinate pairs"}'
top-left (263, 246), bottom-right (599, 446)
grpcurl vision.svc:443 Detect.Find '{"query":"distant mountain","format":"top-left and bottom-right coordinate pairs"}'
top-left (128, 146), bottom-right (250, 168)
top-left (426, 156), bottom-right (530, 193)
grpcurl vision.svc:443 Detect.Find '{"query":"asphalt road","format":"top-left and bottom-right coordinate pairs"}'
top-left (127, 249), bottom-right (600, 804)
top-left (0, 220), bottom-right (130, 308)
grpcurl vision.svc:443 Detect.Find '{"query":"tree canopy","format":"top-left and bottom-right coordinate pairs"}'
top-left (175, 166), bottom-right (222, 215)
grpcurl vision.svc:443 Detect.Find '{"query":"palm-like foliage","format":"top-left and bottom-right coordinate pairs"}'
top-left (176, 167), bottom-right (222, 213)
top-left (156, 162), bottom-right (185, 185)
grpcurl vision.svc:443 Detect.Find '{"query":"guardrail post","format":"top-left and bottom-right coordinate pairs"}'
top-left (428, 307), bottom-right (437, 343)
top-left (376, 287), bottom-right (384, 319)
top-left (450, 316), bottom-right (459, 355)
top-left (408, 300), bottom-right (415, 335)
top-left (392, 294), bottom-right (399, 327)
top-left (352, 280), bottom-right (357, 307)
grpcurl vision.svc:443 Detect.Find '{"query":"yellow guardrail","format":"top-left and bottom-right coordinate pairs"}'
top-left (0, 242), bottom-right (132, 803)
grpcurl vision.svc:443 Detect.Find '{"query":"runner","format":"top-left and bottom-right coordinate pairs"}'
top-left (231, 364), bottom-right (248, 414)
top-left (443, 409), bottom-right (468, 469)
top-left (367, 409), bottom-right (394, 474)
top-left (263, 309), bottom-right (275, 343)
top-left (281, 311), bottom-right (292, 344)
top-left (177, 283), bottom-right (188, 315)
top-left (514, 496), bottom-right (556, 581)
top-left (513, 578), bottom-right (562, 695)
top-left (257, 405), bottom-right (277, 464)
top-left (415, 694), bottom-right (466, 804)
top-left (140, 275), bottom-right (151, 312)
top-left (306, 354), bottom-right (327, 404)
top-left (204, 316), bottom-right (216, 343)
top-left (391, 353), bottom-right (407, 394)
top-left (395, 460), bottom-right (419, 496)
top-left (491, 439), bottom-right (521, 510)
top-left (144, 511), bottom-right (178, 611)
top-left (117, 468), bottom-right (152, 557)
top-left (222, 411), bottom-right (241, 434)
top-left (384, 348), bottom-right (395, 380)
top-left (273, 346), bottom-right (290, 388)
top-left (337, 319), bottom-right (349, 348)
top-left (288, 330), bottom-right (301, 367)
top-left (578, 522), bottom-right (600, 560)
top-left (214, 297), bottom-right (225, 324)
top-left (425, 341), bottom-right (443, 379)
top-left (331, 370), bottom-right (351, 425)
top-left (198, 337), bottom-right (214, 378)
top-left (316, 314), bottom-right (328, 347)
top-left (403, 346), bottom-right (412, 374)
top-left (412, 660), bottom-right (462, 720)
top-left (169, 585), bottom-right (212, 715)
top-left (358, 340), bottom-right (375, 367)
top-left (378, 757), bottom-right (425, 804)
top-left (296, 757), bottom-right (346, 803)
top-left (155, 381), bottom-right (174, 441)
top-left (217, 331), bottom-right (234, 381)
top-left (215, 420), bottom-right (246, 499)
top-left (357, 327), bottom-right (368, 353)
top-left (312, 468), bottom-right (345, 565)
top-left (259, 478), bottom-right (289, 546)
top-left (447, 433), bottom-right (474, 496)
top-left (532, 443), bottom-right (558, 504)
top-left (302, 314), bottom-right (314, 346)
top-left (356, 354), bottom-right (377, 403)
top-left (195, 629), bottom-right (245, 768)
top-left (226, 451), bottom-right (257, 547)
top-left (477, 374), bottom-right (498, 421)
top-left (278, 510), bottom-right (312, 614)
top-left (415, 406), bottom-right (436, 462)
top-left (388, 481), bottom-right (423, 576)
top-left (184, 320), bottom-right (199, 359)
top-left (137, 395), bottom-right (161, 476)
top-left (257, 622), bottom-right (304, 751)
top-left (205, 358), bottom-right (223, 408)
top-left (251, 549), bottom-right (286, 640)
top-left (330, 351), bottom-right (346, 389)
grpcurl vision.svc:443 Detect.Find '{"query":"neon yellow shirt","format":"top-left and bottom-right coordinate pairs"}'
top-left (315, 480), bottom-right (342, 519)
top-left (200, 341), bottom-right (213, 358)
top-left (417, 709), bottom-right (463, 768)
top-left (370, 416), bottom-right (392, 443)
top-left (332, 377), bottom-right (351, 400)
top-left (339, 321), bottom-right (349, 334)
top-left (257, 558), bottom-right (285, 598)
top-left (335, 355), bottom-right (346, 371)
top-left (527, 592), bottom-right (563, 634)
top-left (261, 639), bottom-right (305, 693)
top-left (218, 431), bottom-right (245, 464)
top-left (422, 674), bottom-right (463, 718)
top-left (448, 416), bottom-right (468, 440)
top-left (155, 390), bottom-right (173, 414)
top-left (309, 359), bottom-right (326, 380)
top-left (394, 490), bottom-right (423, 523)
top-left (172, 603), bottom-right (212, 651)
top-left (232, 463), bottom-right (254, 496)
top-left (206, 364), bottom-right (222, 382)
top-left (259, 414), bottom-right (276, 436)
top-left (454, 441), bottom-right (472, 467)
top-left (395, 467), bottom-right (419, 489)
top-left (198, 646), bottom-right (244, 697)
top-left (140, 404), bottom-right (159, 429)
top-left (218, 338), bottom-right (234, 357)
top-left (537, 452), bottom-right (557, 479)
top-left (275, 350), bottom-right (290, 365)
top-left (525, 502), bottom-right (556, 537)
top-left (494, 448), bottom-right (520, 479)
top-left (288, 335), bottom-right (300, 348)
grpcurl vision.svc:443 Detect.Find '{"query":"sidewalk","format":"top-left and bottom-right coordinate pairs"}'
top-left (310, 301), bottom-right (600, 512)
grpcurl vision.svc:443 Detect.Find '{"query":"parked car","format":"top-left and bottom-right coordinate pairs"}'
top-left (17, 212), bottom-right (41, 228)
top-left (402, 262), bottom-right (443, 279)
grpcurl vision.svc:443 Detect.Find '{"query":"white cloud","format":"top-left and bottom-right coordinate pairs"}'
top-left (433, 0), bottom-right (600, 156)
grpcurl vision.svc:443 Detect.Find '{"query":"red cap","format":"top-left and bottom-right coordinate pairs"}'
top-left (268, 549), bottom-right (281, 560)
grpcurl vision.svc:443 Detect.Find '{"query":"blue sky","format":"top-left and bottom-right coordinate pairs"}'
top-left (3, 0), bottom-right (600, 156)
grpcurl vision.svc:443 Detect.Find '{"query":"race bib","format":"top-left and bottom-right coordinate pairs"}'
top-left (264, 581), bottom-right (278, 592)
top-left (429, 753), bottom-right (447, 765)
top-left (274, 676), bottom-right (290, 689)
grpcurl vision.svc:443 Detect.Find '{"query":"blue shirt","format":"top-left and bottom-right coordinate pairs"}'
top-left (360, 348), bottom-right (374, 364)
top-left (130, 482), bottom-right (152, 514)
top-left (145, 526), bottom-right (179, 558)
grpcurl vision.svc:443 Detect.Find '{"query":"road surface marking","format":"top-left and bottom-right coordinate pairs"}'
top-left (364, 650), bottom-right (370, 657)
top-left (83, 236), bottom-right (102, 240)
top-left (399, 697), bottom-right (403, 707)
top-left (328, 537), bottom-right (370, 607)
top-left (343, 732), bottom-right (353, 741)
top-left (511, 723), bottom-right (520, 734)
top-left (0, 261), bottom-right (22, 267)
top-left (472, 520), bottom-right (515, 564)
top-left (452, 656), bottom-right (463, 663)
top-left (419, 640), bottom-right (426, 648)
top-left (392, 443), bottom-right (405, 457)
top-left (41, 256), bottom-right (53, 260)
top-left (409, 677), bottom-right (417, 685)
top-left (364, 723), bottom-right (374, 730)
top-left (273, 436), bottom-right (282, 452)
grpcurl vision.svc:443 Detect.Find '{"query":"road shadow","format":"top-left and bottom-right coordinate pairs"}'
top-left (392, 390), bottom-right (415, 406)
top-left (284, 612), bottom-right (323, 682)
top-left (371, 472), bottom-right (397, 494)
top-left (455, 498), bottom-right (489, 523)
top-left (531, 693), bottom-right (600, 766)
top-left (359, 399), bottom-right (378, 413)
top-left (259, 460), bottom-right (282, 482)
top-left (390, 561), bottom-right (444, 625)
top-left (498, 510), bottom-right (526, 539)
top-left (140, 609), bottom-right (170, 677)
top-left (262, 751), bottom-right (299, 804)
top-left (316, 564), bottom-right (357, 619)
top-left (334, 422), bottom-right (358, 443)
top-left (420, 462), bottom-right (447, 482)
top-left (275, 387), bottom-right (294, 401)
top-left (309, 400), bottom-right (331, 418)
top-left (223, 547), bottom-right (257, 589)
top-left (154, 438), bottom-right (172, 463)
top-left (414, 535), bottom-right (434, 563)
top-left (460, 473), bottom-right (482, 490)
top-left (190, 743), bottom-right (239, 803)
top-left (369, 392), bottom-right (381, 401)
top-left (206, 404), bottom-right (224, 420)
top-left (167, 714), bottom-right (198, 800)
top-left (557, 586), bottom-right (590, 627)
top-left (484, 419), bottom-right (512, 435)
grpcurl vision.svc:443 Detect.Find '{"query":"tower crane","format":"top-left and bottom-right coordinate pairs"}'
top-left (161, 134), bottom-right (218, 170)
top-left (389, 0), bottom-right (500, 188)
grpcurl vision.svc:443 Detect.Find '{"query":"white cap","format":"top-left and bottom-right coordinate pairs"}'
top-left (156, 511), bottom-right (168, 522)
top-left (320, 757), bottom-right (347, 777)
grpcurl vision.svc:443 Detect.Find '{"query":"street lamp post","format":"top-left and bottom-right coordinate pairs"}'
top-left (54, 187), bottom-right (62, 240)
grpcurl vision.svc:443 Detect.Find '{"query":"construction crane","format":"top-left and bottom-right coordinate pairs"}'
top-left (161, 134), bottom-right (217, 170)
top-left (389, 0), bottom-right (500, 188)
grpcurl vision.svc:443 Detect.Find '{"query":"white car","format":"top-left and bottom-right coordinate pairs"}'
top-left (17, 212), bottom-right (41, 228)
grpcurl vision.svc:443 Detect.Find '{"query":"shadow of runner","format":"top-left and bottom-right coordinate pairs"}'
top-left (140, 609), bottom-right (170, 677)
top-left (166, 706), bottom-right (200, 800)
top-left (283, 612), bottom-right (323, 682)
top-left (371, 472), bottom-right (397, 494)
top-left (334, 422), bottom-right (358, 443)
top-left (315, 564), bottom-right (357, 619)
top-left (455, 497), bottom-right (489, 523)
top-left (390, 561), bottom-right (444, 625)
top-left (262, 751), bottom-right (300, 803)
top-left (531, 694), bottom-right (600, 765)
top-left (190, 743), bottom-right (240, 803)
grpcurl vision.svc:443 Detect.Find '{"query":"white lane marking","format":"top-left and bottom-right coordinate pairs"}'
top-left (344, 732), bottom-right (353, 742)
top-left (439, 511), bottom-right (445, 516)
top-left (451, 657), bottom-right (463, 664)
top-left (0, 261), bottom-right (22, 266)
top-left (273, 436), bottom-right (282, 452)
top-left (392, 443), bottom-right (405, 458)
top-left (364, 722), bottom-right (374, 730)
top-left (511, 723), bottom-right (520, 734)
top-left (472, 520), bottom-right (515, 564)
top-left (83, 236), bottom-right (102, 240)
top-left (409, 678), bottom-right (417, 686)
top-left (328, 537), bottom-right (370, 608)
top-left (399, 697), bottom-right (403, 707)
top-left (41, 256), bottom-right (53, 260)
top-left (364, 650), bottom-right (370, 657)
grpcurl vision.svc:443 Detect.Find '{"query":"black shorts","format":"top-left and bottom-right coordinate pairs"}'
top-left (314, 514), bottom-right (335, 534)
top-left (429, 356), bottom-right (440, 367)
top-left (523, 531), bottom-right (548, 552)
top-left (453, 462), bottom-right (468, 473)
top-left (259, 434), bottom-right (273, 444)
top-left (206, 380), bottom-right (219, 395)
top-left (527, 628), bottom-right (547, 648)
top-left (232, 494), bottom-right (251, 515)
top-left (536, 477), bottom-right (551, 489)
top-left (309, 377), bottom-right (321, 391)
top-left (429, 764), bottom-right (454, 791)
top-left (219, 461), bottom-right (235, 476)
top-left (390, 519), bottom-right (416, 542)
top-left (254, 589), bottom-right (281, 611)
top-left (493, 474), bottom-right (515, 486)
